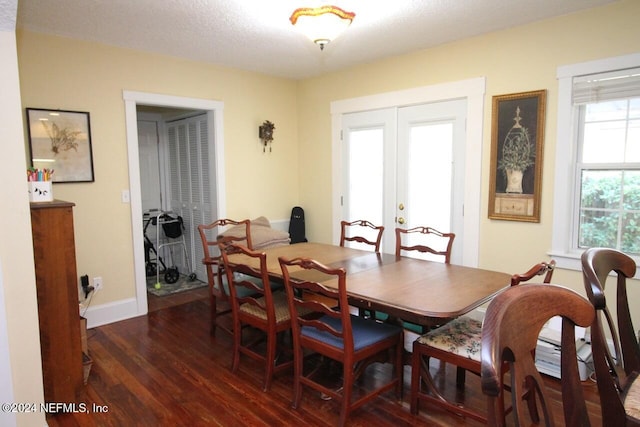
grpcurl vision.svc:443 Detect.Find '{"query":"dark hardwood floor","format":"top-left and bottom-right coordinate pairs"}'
top-left (48, 289), bottom-right (603, 426)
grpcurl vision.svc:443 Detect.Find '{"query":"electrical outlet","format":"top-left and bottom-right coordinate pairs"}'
top-left (93, 276), bottom-right (103, 291)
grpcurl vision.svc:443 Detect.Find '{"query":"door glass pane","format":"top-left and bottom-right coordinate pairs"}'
top-left (347, 128), bottom-right (383, 249)
top-left (405, 123), bottom-right (453, 260)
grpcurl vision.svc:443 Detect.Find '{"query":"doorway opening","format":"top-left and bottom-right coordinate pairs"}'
top-left (123, 91), bottom-right (226, 316)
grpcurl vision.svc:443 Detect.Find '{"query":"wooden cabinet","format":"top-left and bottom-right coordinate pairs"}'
top-left (30, 200), bottom-right (83, 403)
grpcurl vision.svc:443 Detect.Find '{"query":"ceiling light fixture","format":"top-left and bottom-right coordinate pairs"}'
top-left (290, 5), bottom-right (355, 50)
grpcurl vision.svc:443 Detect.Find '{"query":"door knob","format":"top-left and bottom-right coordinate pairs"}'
top-left (398, 203), bottom-right (405, 211)
top-left (398, 217), bottom-right (405, 224)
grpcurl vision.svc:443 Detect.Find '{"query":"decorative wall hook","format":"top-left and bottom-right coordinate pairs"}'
top-left (259, 120), bottom-right (275, 152)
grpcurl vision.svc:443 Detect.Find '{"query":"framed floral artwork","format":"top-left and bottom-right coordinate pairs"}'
top-left (27, 108), bottom-right (95, 183)
top-left (488, 90), bottom-right (546, 222)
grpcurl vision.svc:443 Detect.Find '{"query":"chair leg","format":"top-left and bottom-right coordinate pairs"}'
top-left (339, 363), bottom-right (354, 427)
top-left (263, 329), bottom-right (277, 392)
top-left (210, 293), bottom-right (218, 335)
top-left (410, 344), bottom-right (422, 414)
top-left (395, 339), bottom-right (403, 400)
top-left (291, 346), bottom-right (304, 409)
top-left (231, 319), bottom-right (241, 373)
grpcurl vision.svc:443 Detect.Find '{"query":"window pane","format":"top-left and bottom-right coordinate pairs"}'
top-left (579, 210), bottom-right (619, 248)
top-left (621, 212), bottom-right (640, 254)
top-left (347, 129), bottom-right (383, 250)
top-left (408, 123), bottom-right (452, 232)
top-left (630, 98), bottom-right (640, 119)
top-left (582, 121), bottom-right (627, 163)
top-left (623, 170), bottom-right (640, 210)
top-left (585, 100), bottom-right (628, 121)
top-left (580, 170), bottom-right (622, 209)
top-left (627, 119), bottom-right (640, 162)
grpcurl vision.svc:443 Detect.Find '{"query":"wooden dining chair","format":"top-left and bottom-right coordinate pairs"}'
top-left (365, 226), bottom-right (455, 332)
top-left (410, 261), bottom-right (555, 422)
top-left (219, 243), bottom-right (293, 391)
top-left (481, 284), bottom-right (594, 426)
top-left (197, 219), bottom-right (253, 335)
top-left (339, 220), bottom-right (384, 252)
top-left (278, 256), bottom-right (403, 427)
top-left (581, 247), bottom-right (640, 426)
top-left (395, 226), bottom-right (455, 263)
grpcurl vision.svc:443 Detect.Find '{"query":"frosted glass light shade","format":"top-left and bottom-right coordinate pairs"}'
top-left (290, 5), bottom-right (355, 50)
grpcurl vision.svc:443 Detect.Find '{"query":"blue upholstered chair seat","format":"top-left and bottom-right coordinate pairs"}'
top-left (301, 314), bottom-right (402, 351)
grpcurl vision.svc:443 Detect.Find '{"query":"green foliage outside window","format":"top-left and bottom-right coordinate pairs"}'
top-left (580, 172), bottom-right (640, 254)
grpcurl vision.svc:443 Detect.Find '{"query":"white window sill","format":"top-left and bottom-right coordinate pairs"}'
top-left (548, 249), bottom-right (640, 279)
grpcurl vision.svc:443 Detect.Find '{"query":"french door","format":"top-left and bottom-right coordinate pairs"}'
top-left (341, 99), bottom-right (467, 262)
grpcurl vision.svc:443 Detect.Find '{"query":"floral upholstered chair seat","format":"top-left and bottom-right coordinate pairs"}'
top-left (416, 316), bottom-right (482, 362)
top-left (625, 378), bottom-right (640, 421)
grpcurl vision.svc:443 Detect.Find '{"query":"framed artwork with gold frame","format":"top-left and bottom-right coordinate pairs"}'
top-left (488, 90), bottom-right (546, 222)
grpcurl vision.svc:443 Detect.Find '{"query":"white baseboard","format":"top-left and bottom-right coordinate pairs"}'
top-left (82, 219), bottom-right (292, 330)
top-left (82, 297), bottom-right (143, 329)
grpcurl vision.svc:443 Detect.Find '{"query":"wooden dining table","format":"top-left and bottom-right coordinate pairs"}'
top-left (227, 242), bottom-right (512, 328)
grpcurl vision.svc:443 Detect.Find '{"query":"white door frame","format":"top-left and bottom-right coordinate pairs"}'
top-left (123, 91), bottom-right (225, 316)
top-left (330, 78), bottom-right (486, 267)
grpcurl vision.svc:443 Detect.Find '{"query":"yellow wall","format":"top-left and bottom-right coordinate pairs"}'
top-left (17, 31), bottom-right (300, 308)
top-left (13, 0), bottom-right (640, 314)
top-left (296, 0), bottom-right (640, 308)
top-left (10, 1), bottom-right (640, 387)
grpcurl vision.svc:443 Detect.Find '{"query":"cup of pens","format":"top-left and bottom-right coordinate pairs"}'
top-left (28, 168), bottom-right (54, 202)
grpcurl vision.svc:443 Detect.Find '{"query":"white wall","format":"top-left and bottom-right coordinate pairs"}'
top-left (0, 3), bottom-right (47, 425)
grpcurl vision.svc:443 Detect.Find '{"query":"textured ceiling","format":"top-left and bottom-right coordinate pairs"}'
top-left (0, 0), bottom-right (16, 31)
top-left (14, 0), bottom-right (617, 80)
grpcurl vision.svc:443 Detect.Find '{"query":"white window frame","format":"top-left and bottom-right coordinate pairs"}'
top-left (550, 52), bottom-right (640, 274)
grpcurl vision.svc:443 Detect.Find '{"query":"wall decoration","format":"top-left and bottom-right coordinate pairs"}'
top-left (259, 120), bottom-right (275, 152)
top-left (488, 90), bottom-right (546, 222)
top-left (27, 108), bottom-right (94, 183)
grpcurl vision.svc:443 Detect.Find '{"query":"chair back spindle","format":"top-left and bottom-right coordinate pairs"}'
top-left (340, 220), bottom-right (384, 252)
top-left (395, 226), bottom-right (455, 263)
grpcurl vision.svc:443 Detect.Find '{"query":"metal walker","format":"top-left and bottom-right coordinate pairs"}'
top-left (143, 209), bottom-right (196, 286)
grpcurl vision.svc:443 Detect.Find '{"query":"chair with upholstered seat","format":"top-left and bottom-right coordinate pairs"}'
top-left (339, 219), bottom-right (384, 252)
top-left (197, 219), bottom-right (253, 335)
top-left (480, 284), bottom-right (594, 426)
top-left (395, 226), bottom-right (455, 263)
top-left (410, 260), bottom-right (556, 422)
top-left (219, 243), bottom-right (293, 391)
top-left (279, 256), bottom-right (403, 427)
top-left (582, 247), bottom-right (640, 426)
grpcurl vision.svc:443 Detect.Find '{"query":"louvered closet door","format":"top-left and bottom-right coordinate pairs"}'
top-left (166, 114), bottom-right (213, 282)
